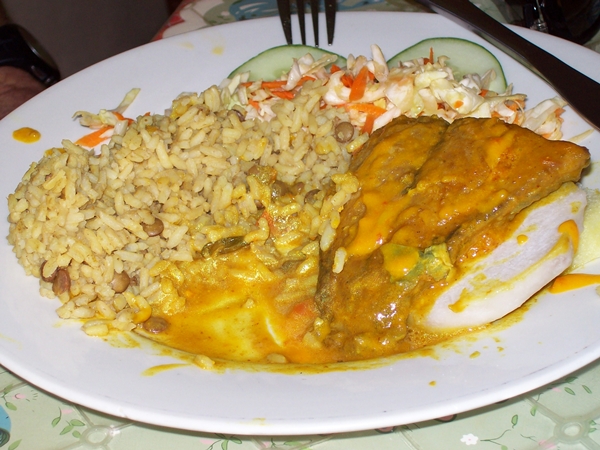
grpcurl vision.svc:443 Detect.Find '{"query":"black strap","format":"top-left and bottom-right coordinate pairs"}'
top-left (0, 24), bottom-right (60, 86)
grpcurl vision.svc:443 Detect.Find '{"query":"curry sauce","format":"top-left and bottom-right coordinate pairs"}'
top-left (316, 116), bottom-right (589, 361)
top-left (140, 116), bottom-right (590, 364)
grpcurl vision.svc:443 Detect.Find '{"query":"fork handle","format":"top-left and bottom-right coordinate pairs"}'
top-left (324, 0), bottom-right (336, 45)
top-left (277, 0), bottom-right (293, 44)
top-left (414, 0), bottom-right (600, 130)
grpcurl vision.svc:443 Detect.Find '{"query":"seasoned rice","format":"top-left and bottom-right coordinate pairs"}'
top-left (7, 79), bottom-right (360, 336)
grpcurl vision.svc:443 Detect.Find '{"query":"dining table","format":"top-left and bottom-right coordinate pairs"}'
top-left (2, 0), bottom-right (600, 449)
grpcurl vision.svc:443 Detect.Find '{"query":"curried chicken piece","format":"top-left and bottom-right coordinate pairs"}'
top-left (315, 116), bottom-right (590, 361)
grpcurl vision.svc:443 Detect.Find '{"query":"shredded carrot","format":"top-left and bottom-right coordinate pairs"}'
top-left (345, 103), bottom-right (387, 117)
top-left (330, 64), bottom-right (341, 73)
top-left (349, 66), bottom-right (370, 102)
top-left (261, 80), bottom-right (288, 89)
top-left (240, 81), bottom-right (254, 87)
top-left (113, 111), bottom-right (134, 124)
top-left (260, 210), bottom-right (276, 234)
top-left (453, 100), bottom-right (464, 109)
top-left (249, 99), bottom-right (260, 110)
top-left (271, 90), bottom-right (295, 100)
top-left (344, 102), bottom-right (386, 134)
top-left (341, 73), bottom-right (354, 88)
top-left (75, 126), bottom-right (113, 148)
top-left (296, 76), bottom-right (315, 87)
top-left (362, 114), bottom-right (376, 134)
top-left (479, 89), bottom-right (489, 97)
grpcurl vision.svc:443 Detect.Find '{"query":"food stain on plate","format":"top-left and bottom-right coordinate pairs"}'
top-left (177, 41), bottom-right (195, 50)
top-left (12, 127), bottom-right (40, 143)
top-left (212, 45), bottom-right (224, 55)
top-left (142, 363), bottom-right (190, 376)
top-left (0, 332), bottom-right (19, 346)
top-left (550, 273), bottom-right (600, 293)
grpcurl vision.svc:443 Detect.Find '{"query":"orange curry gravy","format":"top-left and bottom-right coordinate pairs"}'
top-left (138, 246), bottom-right (329, 363)
top-left (138, 244), bottom-right (464, 364)
top-left (137, 117), bottom-right (590, 364)
top-left (12, 127), bottom-right (41, 143)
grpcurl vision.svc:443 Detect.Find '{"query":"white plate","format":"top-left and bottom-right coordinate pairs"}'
top-left (0, 12), bottom-right (599, 436)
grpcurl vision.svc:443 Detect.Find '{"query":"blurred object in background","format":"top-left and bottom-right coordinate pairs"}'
top-left (166, 0), bottom-right (184, 13)
top-left (494, 0), bottom-right (600, 44)
top-left (2, 0), bottom-right (173, 77)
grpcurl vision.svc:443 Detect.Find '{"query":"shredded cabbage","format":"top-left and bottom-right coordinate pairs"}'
top-left (73, 88), bottom-right (140, 129)
top-left (225, 45), bottom-right (567, 139)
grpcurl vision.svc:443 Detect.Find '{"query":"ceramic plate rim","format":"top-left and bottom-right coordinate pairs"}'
top-left (0, 11), bottom-right (599, 436)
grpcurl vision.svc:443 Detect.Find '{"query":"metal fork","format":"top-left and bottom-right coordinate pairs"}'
top-left (277, 0), bottom-right (336, 46)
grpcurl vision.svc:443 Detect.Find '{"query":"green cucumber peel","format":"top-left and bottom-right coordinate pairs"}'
top-left (228, 45), bottom-right (346, 81)
top-left (386, 37), bottom-right (507, 93)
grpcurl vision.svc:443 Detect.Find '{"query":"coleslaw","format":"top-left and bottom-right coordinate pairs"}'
top-left (222, 44), bottom-right (566, 140)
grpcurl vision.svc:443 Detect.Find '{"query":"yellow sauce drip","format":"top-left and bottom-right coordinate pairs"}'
top-left (516, 234), bottom-right (528, 245)
top-left (550, 273), bottom-right (600, 293)
top-left (344, 120), bottom-right (527, 257)
top-left (343, 119), bottom-right (448, 257)
top-left (448, 297), bottom-right (467, 313)
top-left (476, 189), bottom-right (508, 214)
top-left (484, 131), bottom-right (515, 169)
top-left (547, 220), bottom-right (585, 294)
top-left (558, 219), bottom-right (579, 253)
top-left (142, 363), bottom-right (190, 376)
top-left (12, 127), bottom-right (41, 143)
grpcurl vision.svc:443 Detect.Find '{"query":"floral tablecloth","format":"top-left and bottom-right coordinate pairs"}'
top-left (2, 1), bottom-right (600, 449)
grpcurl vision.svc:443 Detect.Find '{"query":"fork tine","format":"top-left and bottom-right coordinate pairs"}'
top-left (324, 0), bottom-right (336, 45)
top-left (296, 0), bottom-right (306, 45)
top-left (309, 0), bottom-right (319, 47)
top-left (277, 0), bottom-right (293, 44)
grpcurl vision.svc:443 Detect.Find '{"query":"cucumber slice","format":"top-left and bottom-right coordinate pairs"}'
top-left (387, 37), bottom-right (507, 93)
top-left (228, 45), bottom-right (346, 81)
